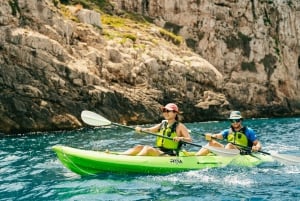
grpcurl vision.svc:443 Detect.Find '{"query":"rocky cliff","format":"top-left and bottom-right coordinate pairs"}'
top-left (0, 0), bottom-right (299, 135)
top-left (113, 0), bottom-right (300, 113)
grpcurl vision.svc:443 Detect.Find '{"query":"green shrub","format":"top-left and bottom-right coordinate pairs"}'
top-left (9, 0), bottom-right (20, 16)
top-left (159, 28), bottom-right (182, 46)
top-left (241, 61), bottom-right (257, 72)
top-left (225, 32), bottom-right (252, 57)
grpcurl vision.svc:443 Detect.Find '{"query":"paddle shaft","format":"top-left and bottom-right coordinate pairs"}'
top-left (81, 110), bottom-right (300, 162)
top-left (111, 122), bottom-right (204, 148)
top-left (201, 133), bottom-right (267, 153)
top-left (81, 110), bottom-right (205, 148)
top-left (206, 132), bottom-right (267, 154)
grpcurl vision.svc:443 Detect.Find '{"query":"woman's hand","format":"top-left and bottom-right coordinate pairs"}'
top-left (135, 126), bottom-right (142, 132)
top-left (205, 133), bottom-right (213, 141)
top-left (173, 137), bottom-right (184, 142)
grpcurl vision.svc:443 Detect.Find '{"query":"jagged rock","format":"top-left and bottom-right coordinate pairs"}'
top-left (112, 0), bottom-right (300, 116)
top-left (0, 0), bottom-right (299, 135)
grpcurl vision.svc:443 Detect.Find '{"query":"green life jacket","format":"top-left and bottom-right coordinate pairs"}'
top-left (227, 126), bottom-right (251, 147)
top-left (155, 120), bottom-right (180, 150)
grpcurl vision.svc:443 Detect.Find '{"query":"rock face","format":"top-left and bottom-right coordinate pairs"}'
top-left (0, 0), bottom-right (299, 135)
top-left (112, 0), bottom-right (300, 115)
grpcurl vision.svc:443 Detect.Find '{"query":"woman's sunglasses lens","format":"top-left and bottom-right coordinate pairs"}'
top-left (162, 109), bottom-right (172, 113)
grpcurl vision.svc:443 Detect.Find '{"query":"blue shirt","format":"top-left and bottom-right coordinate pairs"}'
top-left (221, 127), bottom-right (258, 142)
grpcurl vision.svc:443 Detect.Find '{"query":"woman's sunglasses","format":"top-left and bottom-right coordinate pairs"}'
top-left (230, 119), bottom-right (241, 123)
top-left (162, 109), bottom-right (174, 113)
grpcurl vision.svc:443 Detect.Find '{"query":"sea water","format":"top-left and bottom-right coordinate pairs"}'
top-left (0, 117), bottom-right (299, 201)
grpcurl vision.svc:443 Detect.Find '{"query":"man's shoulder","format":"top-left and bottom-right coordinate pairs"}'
top-left (245, 126), bottom-right (255, 133)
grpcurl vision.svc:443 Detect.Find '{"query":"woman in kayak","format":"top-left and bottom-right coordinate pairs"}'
top-left (122, 103), bottom-right (192, 156)
top-left (196, 111), bottom-right (262, 156)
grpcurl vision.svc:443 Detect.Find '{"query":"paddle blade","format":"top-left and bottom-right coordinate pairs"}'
top-left (81, 110), bottom-right (111, 126)
top-left (205, 145), bottom-right (240, 157)
top-left (270, 152), bottom-right (300, 165)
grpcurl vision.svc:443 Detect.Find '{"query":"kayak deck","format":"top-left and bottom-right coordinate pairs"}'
top-left (52, 145), bottom-right (274, 176)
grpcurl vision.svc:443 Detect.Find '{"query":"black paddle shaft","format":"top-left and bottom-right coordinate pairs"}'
top-left (112, 123), bottom-right (203, 148)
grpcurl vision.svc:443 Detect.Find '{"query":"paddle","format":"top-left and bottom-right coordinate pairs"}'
top-left (200, 133), bottom-right (300, 165)
top-left (231, 143), bottom-right (300, 165)
top-left (80, 110), bottom-right (239, 157)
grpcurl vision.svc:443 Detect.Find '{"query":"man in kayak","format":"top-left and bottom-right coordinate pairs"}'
top-left (196, 111), bottom-right (262, 156)
top-left (122, 103), bottom-right (192, 156)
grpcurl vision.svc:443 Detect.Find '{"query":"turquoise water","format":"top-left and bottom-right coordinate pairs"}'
top-left (0, 117), bottom-right (299, 200)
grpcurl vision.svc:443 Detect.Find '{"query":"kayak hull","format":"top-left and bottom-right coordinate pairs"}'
top-left (52, 145), bottom-right (274, 175)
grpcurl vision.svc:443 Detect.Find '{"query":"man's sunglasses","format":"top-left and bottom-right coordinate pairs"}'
top-left (230, 119), bottom-right (241, 123)
top-left (162, 109), bottom-right (174, 113)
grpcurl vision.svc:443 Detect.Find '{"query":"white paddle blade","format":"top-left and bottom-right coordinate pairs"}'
top-left (81, 110), bottom-right (111, 126)
top-left (269, 151), bottom-right (300, 165)
top-left (205, 145), bottom-right (240, 157)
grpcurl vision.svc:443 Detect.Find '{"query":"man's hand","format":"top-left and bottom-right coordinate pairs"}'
top-left (252, 145), bottom-right (260, 152)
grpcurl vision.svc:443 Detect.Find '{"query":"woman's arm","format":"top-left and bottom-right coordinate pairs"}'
top-left (174, 123), bottom-right (192, 142)
top-left (135, 123), bottom-right (161, 133)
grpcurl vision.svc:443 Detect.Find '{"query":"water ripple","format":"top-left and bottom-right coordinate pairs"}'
top-left (0, 117), bottom-right (299, 200)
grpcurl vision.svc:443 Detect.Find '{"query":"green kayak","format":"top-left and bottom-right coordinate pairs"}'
top-left (52, 145), bottom-right (274, 175)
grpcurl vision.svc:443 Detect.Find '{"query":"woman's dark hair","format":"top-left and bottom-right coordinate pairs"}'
top-left (176, 114), bottom-right (183, 122)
